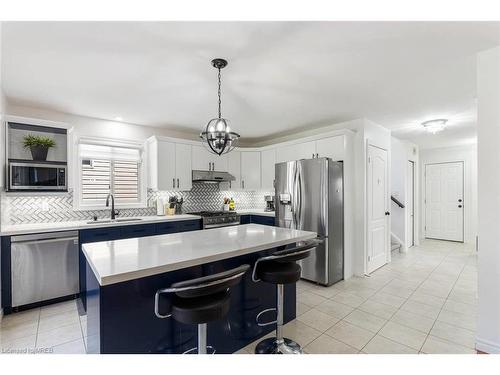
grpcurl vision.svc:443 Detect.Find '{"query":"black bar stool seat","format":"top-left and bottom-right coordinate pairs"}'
top-left (171, 291), bottom-right (230, 325)
top-left (155, 264), bottom-right (250, 354)
top-left (256, 261), bottom-right (301, 285)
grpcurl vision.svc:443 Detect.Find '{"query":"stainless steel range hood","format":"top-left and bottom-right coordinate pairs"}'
top-left (192, 170), bottom-right (236, 183)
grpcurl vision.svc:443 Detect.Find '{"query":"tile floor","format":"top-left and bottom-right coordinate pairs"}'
top-left (239, 239), bottom-right (478, 354)
top-left (0, 239), bottom-right (477, 354)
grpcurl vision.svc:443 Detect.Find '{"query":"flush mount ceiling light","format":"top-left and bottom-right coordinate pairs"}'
top-left (422, 119), bottom-right (448, 134)
top-left (200, 58), bottom-right (240, 155)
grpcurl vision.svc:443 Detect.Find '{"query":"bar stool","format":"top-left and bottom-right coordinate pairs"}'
top-left (154, 264), bottom-right (250, 354)
top-left (252, 239), bottom-right (320, 354)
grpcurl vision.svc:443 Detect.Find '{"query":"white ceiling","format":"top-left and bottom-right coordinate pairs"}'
top-left (2, 21), bottom-right (500, 148)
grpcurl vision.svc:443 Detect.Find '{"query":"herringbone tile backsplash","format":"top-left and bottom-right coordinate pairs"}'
top-left (1, 183), bottom-right (272, 224)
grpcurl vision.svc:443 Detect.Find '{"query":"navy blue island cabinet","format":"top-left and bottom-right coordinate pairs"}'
top-left (79, 219), bottom-right (202, 312)
top-left (85, 245), bottom-right (295, 354)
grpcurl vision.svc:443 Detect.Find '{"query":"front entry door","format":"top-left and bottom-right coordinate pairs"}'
top-left (367, 145), bottom-right (389, 273)
top-left (425, 162), bottom-right (464, 242)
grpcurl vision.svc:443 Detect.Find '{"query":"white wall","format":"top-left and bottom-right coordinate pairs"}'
top-left (5, 103), bottom-right (199, 145)
top-left (476, 46), bottom-right (500, 354)
top-left (390, 137), bottom-right (419, 251)
top-left (419, 144), bottom-right (477, 244)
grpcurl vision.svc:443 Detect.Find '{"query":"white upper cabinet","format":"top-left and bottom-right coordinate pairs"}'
top-left (276, 141), bottom-right (316, 163)
top-left (240, 151), bottom-right (261, 190)
top-left (147, 137), bottom-right (192, 191)
top-left (174, 143), bottom-right (192, 191)
top-left (192, 145), bottom-right (228, 172)
top-left (261, 148), bottom-right (276, 191)
top-left (315, 135), bottom-right (344, 160)
top-left (226, 151), bottom-right (241, 190)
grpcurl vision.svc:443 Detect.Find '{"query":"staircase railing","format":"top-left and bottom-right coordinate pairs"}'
top-left (391, 195), bottom-right (405, 208)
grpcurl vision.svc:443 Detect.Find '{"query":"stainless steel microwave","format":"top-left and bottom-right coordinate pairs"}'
top-left (8, 161), bottom-right (67, 191)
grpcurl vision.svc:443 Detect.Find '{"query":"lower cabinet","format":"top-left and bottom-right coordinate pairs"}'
top-left (240, 215), bottom-right (275, 226)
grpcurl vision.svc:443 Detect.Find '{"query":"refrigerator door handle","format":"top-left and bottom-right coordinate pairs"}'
top-left (296, 163), bottom-right (303, 229)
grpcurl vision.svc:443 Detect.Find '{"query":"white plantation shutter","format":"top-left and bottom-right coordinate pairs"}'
top-left (113, 160), bottom-right (139, 202)
top-left (82, 159), bottom-right (111, 201)
top-left (79, 142), bottom-right (142, 206)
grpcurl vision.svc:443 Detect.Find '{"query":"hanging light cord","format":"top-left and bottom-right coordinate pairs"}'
top-left (217, 67), bottom-right (222, 119)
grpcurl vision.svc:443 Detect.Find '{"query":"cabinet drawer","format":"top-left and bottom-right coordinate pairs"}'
top-left (251, 215), bottom-right (275, 226)
top-left (177, 220), bottom-right (202, 232)
top-left (120, 224), bottom-right (156, 239)
top-left (80, 227), bottom-right (122, 243)
top-left (155, 221), bottom-right (179, 235)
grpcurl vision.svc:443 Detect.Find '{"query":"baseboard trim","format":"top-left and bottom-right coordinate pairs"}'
top-left (476, 337), bottom-right (500, 354)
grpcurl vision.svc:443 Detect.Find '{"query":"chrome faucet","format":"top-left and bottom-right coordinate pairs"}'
top-left (106, 193), bottom-right (117, 220)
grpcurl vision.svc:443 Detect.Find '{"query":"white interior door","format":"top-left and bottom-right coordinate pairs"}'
top-left (406, 160), bottom-right (415, 248)
top-left (425, 162), bottom-right (464, 242)
top-left (367, 144), bottom-right (389, 274)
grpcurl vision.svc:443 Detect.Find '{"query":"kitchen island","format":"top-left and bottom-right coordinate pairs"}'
top-left (82, 224), bottom-right (316, 354)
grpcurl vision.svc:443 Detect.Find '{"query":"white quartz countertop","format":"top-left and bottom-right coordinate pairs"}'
top-left (0, 214), bottom-right (201, 236)
top-left (82, 224), bottom-right (316, 286)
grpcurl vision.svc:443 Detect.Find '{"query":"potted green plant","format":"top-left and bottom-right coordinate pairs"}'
top-left (22, 134), bottom-right (56, 161)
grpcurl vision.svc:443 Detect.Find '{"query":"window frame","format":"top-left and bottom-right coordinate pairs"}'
top-left (74, 137), bottom-right (147, 210)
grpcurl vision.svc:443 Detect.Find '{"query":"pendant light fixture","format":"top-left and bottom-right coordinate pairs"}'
top-left (200, 58), bottom-right (240, 155)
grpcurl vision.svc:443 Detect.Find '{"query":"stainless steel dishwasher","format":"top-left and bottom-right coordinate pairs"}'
top-left (10, 231), bottom-right (79, 307)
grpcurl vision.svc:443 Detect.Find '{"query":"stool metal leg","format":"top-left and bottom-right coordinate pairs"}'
top-left (198, 323), bottom-right (207, 354)
top-left (255, 284), bottom-right (303, 354)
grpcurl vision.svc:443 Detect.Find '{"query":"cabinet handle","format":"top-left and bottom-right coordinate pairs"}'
top-left (316, 153), bottom-right (319, 158)
top-left (242, 180), bottom-right (245, 189)
top-left (312, 153), bottom-right (315, 158)
top-left (172, 178), bottom-right (175, 188)
top-left (177, 178), bottom-right (179, 188)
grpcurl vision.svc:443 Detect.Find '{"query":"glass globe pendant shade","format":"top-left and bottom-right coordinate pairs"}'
top-left (200, 118), bottom-right (240, 155)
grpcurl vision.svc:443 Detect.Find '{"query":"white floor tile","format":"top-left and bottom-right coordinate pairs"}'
top-left (363, 335), bottom-right (418, 354)
top-left (315, 299), bottom-right (354, 319)
top-left (378, 321), bottom-right (428, 350)
top-left (297, 308), bottom-right (340, 332)
top-left (343, 310), bottom-right (387, 333)
top-left (36, 322), bottom-right (83, 349)
top-left (325, 321), bottom-right (375, 350)
top-left (304, 334), bottom-right (358, 354)
top-left (421, 335), bottom-right (476, 354)
top-left (390, 309), bottom-right (436, 333)
top-left (51, 338), bottom-right (86, 354)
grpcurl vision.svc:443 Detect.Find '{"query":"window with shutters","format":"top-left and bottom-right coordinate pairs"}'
top-left (76, 140), bottom-right (146, 209)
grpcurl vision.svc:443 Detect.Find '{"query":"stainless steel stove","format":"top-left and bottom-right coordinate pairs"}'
top-left (187, 211), bottom-right (240, 229)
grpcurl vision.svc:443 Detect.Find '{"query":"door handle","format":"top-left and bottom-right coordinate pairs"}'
top-left (312, 153), bottom-right (315, 158)
top-left (385, 211), bottom-right (390, 216)
top-left (172, 178), bottom-right (175, 188)
top-left (177, 178), bottom-right (179, 188)
top-left (316, 153), bottom-right (319, 158)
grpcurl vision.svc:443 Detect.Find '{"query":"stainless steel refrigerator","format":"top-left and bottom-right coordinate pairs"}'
top-left (275, 158), bottom-right (344, 286)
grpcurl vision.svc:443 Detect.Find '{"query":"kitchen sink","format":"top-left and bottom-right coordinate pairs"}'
top-left (86, 218), bottom-right (143, 224)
